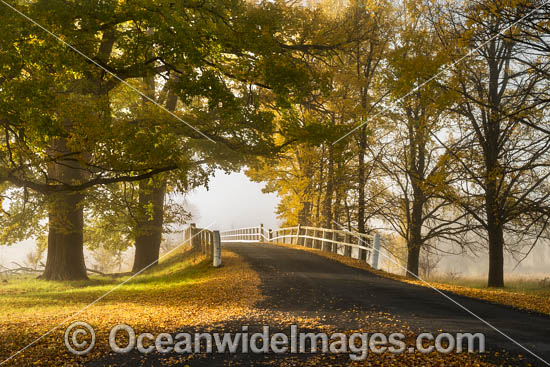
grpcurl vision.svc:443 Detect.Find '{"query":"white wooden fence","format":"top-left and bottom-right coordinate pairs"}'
top-left (220, 224), bottom-right (381, 269)
top-left (183, 224), bottom-right (222, 267)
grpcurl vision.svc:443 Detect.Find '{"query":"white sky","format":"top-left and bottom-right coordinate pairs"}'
top-left (184, 169), bottom-right (281, 231)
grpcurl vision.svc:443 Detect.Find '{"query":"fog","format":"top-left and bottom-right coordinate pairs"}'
top-left (184, 170), bottom-right (281, 231)
top-left (436, 244), bottom-right (550, 278)
top-left (1, 170), bottom-right (548, 278)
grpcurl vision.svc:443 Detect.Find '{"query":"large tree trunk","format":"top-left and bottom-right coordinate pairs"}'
top-left (406, 243), bottom-right (421, 278)
top-left (406, 118), bottom-right (426, 278)
top-left (407, 197), bottom-right (424, 278)
top-left (298, 201), bottom-right (312, 226)
top-left (485, 61), bottom-right (505, 287)
top-left (487, 218), bottom-right (504, 287)
top-left (485, 51), bottom-right (505, 288)
top-left (485, 181), bottom-right (505, 287)
top-left (42, 192), bottom-right (87, 280)
top-left (132, 178), bottom-right (167, 273)
top-left (42, 138), bottom-right (88, 280)
top-left (132, 75), bottom-right (173, 273)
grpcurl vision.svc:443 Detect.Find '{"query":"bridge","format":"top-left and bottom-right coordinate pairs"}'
top-left (220, 224), bottom-right (382, 269)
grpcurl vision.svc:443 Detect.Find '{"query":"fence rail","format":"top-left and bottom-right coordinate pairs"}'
top-left (220, 224), bottom-right (381, 269)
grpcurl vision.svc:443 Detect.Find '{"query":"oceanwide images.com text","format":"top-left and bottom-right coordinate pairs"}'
top-left (65, 322), bottom-right (486, 361)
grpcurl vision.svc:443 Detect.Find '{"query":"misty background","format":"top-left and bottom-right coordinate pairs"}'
top-left (1, 170), bottom-right (548, 278)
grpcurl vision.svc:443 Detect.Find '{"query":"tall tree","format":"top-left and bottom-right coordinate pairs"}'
top-left (377, 0), bottom-right (472, 277)
top-left (333, 0), bottom-right (393, 259)
top-left (439, 0), bottom-right (550, 286)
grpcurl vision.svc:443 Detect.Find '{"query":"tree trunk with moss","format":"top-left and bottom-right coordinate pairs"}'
top-left (42, 137), bottom-right (88, 280)
top-left (132, 178), bottom-right (167, 273)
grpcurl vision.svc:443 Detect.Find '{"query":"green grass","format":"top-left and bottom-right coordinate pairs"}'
top-left (0, 247), bottom-right (212, 315)
top-left (426, 274), bottom-right (550, 297)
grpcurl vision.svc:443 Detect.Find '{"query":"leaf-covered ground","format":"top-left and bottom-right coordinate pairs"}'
top-left (0, 244), bottom-right (538, 366)
top-left (0, 247), bottom-right (262, 366)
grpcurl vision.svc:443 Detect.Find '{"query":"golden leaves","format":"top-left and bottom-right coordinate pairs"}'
top-left (0, 248), bottom-right (262, 366)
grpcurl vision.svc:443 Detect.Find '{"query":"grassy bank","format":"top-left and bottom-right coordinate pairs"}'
top-left (0, 247), bottom-right (261, 366)
top-left (425, 274), bottom-right (550, 297)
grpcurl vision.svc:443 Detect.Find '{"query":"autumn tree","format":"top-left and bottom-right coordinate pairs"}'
top-left (332, 0), bottom-right (394, 260)
top-left (248, 0), bottom-right (394, 246)
top-left (0, 0), bottom-right (219, 279)
top-left (373, 0), bottom-right (476, 277)
top-left (437, 0), bottom-right (550, 286)
top-left (0, 0), bottom-right (333, 279)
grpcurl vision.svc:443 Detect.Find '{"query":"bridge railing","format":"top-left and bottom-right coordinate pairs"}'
top-left (217, 226), bottom-right (266, 242)
top-left (220, 224), bottom-right (381, 269)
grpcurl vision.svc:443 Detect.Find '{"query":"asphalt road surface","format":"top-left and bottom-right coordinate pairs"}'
top-left (227, 243), bottom-right (550, 364)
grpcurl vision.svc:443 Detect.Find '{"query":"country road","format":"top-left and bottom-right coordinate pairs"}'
top-left (89, 242), bottom-right (550, 366)
top-left (227, 243), bottom-right (550, 364)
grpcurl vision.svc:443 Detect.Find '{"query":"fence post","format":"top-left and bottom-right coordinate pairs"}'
top-left (331, 228), bottom-right (337, 253)
top-left (190, 223), bottom-right (198, 250)
top-left (209, 231), bottom-right (214, 258)
top-left (213, 231), bottom-right (222, 267)
top-left (313, 229), bottom-right (317, 249)
top-left (359, 235), bottom-right (368, 261)
top-left (260, 224), bottom-right (264, 242)
top-left (372, 233), bottom-right (381, 269)
top-left (205, 231), bottom-right (209, 255)
top-left (322, 229), bottom-right (330, 252)
top-left (344, 231), bottom-right (352, 257)
top-left (268, 229), bottom-right (273, 242)
top-left (296, 224), bottom-right (303, 246)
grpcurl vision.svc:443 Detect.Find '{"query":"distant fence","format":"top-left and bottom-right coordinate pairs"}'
top-left (220, 224), bottom-right (381, 269)
top-left (183, 224), bottom-right (221, 267)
